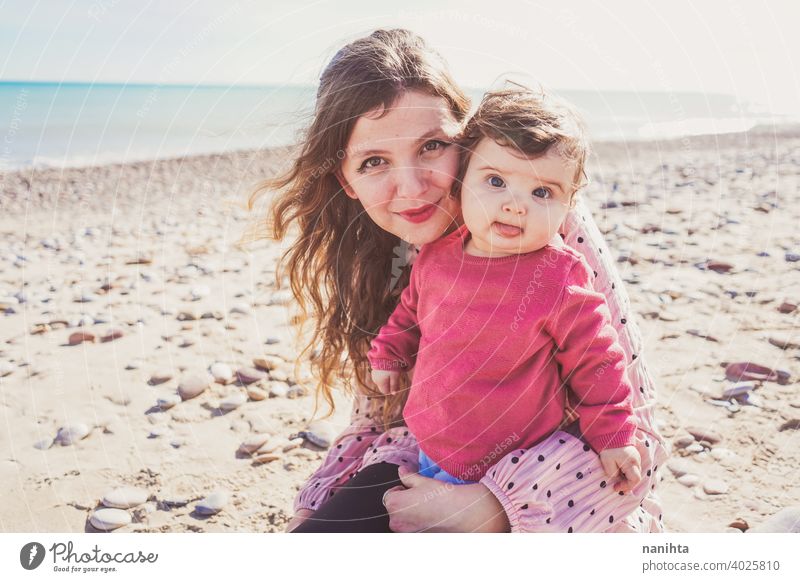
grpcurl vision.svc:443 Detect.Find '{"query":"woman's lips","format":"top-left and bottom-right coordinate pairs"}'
top-left (492, 221), bottom-right (523, 238)
top-left (396, 198), bottom-right (442, 223)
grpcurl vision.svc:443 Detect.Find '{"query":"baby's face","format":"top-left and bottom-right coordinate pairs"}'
top-left (460, 139), bottom-right (577, 258)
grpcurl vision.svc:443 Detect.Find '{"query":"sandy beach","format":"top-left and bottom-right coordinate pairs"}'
top-left (1, 128), bottom-right (799, 533)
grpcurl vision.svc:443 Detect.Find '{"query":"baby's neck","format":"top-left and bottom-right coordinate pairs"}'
top-left (463, 235), bottom-right (545, 258)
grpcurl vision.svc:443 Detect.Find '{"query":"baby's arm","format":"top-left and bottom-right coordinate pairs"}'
top-left (367, 257), bottom-right (424, 392)
top-left (544, 257), bottom-right (639, 460)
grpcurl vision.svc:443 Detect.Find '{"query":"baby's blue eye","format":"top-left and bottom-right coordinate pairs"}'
top-left (533, 187), bottom-right (551, 199)
top-left (489, 176), bottom-right (505, 188)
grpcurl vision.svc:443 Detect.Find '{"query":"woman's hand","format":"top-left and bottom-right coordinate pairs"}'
top-left (382, 466), bottom-right (510, 532)
top-left (285, 508), bottom-right (316, 532)
top-left (599, 445), bottom-right (642, 493)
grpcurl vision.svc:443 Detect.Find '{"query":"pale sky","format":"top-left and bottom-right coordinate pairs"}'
top-left (2, 0), bottom-right (799, 113)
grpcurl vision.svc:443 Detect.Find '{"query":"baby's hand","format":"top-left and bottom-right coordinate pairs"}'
top-left (599, 445), bottom-right (642, 494)
top-left (371, 369), bottom-right (401, 395)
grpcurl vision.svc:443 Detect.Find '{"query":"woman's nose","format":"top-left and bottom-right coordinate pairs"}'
top-left (394, 166), bottom-right (427, 200)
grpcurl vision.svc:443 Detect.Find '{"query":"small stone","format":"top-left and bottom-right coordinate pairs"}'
top-left (252, 453), bottom-right (281, 465)
top-left (0, 361), bottom-right (14, 377)
top-left (268, 381), bottom-right (290, 398)
top-left (156, 394), bottom-right (181, 410)
top-left (102, 486), bottom-right (149, 509)
top-left (256, 436), bottom-right (288, 454)
top-left (190, 285), bottom-right (211, 300)
top-left (55, 423), bottom-right (91, 446)
top-left (220, 391), bottom-right (248, 411)
top-left (685, 443), bottom-right (704, 454)
top-left (33, 438), bottom-right (53, 450)
top-left (229, 302), bottom-right (251, 315)
top-left (89, 508), bottom-right (132, 531)
top-left (666, 458), bottom-right (693, 478)
top-left (677, 474), bottom-right (700, 487)
top-left (68, 331), bottom-right (96, 345)
top-left (721, 383), bottom-right (756, 399)
top-left (283, 437), bottom-right (304, 452)
top-left (148, 371), bottom-right (172, 386)
top-left (672, 435), bottom-right (696, 449)
top-left (785, 253), bottom-right (800, 263)
top-left (685, 426), bottom-right (722, 444)
top-left (101, 329), bottom-right (125, 343)
top-left (178, 336), bottom-right (195, 348)
top-left (195, 491), bottom-right (228, 515)
top-left (703, 479), bottom-right (729, 495)
top-left (209, 362), bottom-right (233, 383)
top-left (236, 366), bottom-right (267, 384)
top-left (286, 385), bottom-right (307, 399)
top-left (177, 375), bottom-right (209, 401)
top-left (768, 335), bottom-right (800, 350)
top-left (252, 355), bottom-right (283, 370)
top-left (300, 420), bottom-right (335, 449)
top-left (728, 518), bottom-right (749, 532)
top-left (246, 386), bottom-right (267, 401)
top-left (777, 302), bottom-right (797, 314)
top-left (706, 260), bottom-right (734, 273)
top-left (177, 310), bottom-right (197, 321)
top-left (238, 433), bottom-right (272, 455)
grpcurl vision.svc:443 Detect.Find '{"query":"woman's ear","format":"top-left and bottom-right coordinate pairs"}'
top-left (334, 169), bottom-right (358, 200)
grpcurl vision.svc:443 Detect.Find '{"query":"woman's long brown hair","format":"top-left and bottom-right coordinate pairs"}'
top-left (244, 29), bottom-right (469, 430)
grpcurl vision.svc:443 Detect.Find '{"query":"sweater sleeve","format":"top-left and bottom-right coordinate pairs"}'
top-left (544, 257), bottom-right (638, 452)
top-left (367, 256), bottom-right (423, 371)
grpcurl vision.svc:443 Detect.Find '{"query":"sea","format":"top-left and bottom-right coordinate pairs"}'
top-left (0, 80), bottom-right (793, 171)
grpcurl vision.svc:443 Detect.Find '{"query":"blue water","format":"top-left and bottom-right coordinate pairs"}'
top-left (0, 81), bottom-right (788, 171)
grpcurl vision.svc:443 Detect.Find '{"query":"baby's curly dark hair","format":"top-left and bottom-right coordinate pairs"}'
top-left (453, 84), bottom-right (590, 206)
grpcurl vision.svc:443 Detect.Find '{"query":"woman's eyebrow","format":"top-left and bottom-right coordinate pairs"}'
top-left (354, 129), bottom-right (446, 158)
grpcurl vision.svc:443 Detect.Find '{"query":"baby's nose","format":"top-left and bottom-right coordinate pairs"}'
top-left (502, 201), bottom-right (526, 215)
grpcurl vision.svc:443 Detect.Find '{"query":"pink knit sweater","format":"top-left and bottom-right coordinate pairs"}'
top-left (368, 225), bottom-right (637, 481)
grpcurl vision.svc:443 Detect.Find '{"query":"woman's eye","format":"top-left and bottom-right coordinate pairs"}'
top-left (358, 157), bottom-right (385, 172)
top-left (532, 186), bottom-right (551, 199)
top-left (488, 176), bottom-right (505, 188)
top-left (422, 140), bottom-right (448, 152)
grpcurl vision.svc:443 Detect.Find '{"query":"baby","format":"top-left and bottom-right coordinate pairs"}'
top-left (367, 87), bottom-right (642, 491)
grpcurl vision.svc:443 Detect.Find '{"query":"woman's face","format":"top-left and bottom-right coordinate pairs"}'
top-left (337, 90), bottom-right (463, 246)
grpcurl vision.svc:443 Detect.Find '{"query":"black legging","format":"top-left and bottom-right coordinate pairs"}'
top-left (290, 462), bottom-right (402, 533)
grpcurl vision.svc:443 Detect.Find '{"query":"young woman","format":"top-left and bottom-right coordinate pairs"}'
top-left (251, 29), bottom-right (668, 533)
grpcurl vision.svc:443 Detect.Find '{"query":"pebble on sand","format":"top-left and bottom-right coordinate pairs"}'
top-left (299, 420), bottom-right (335, 449)
top-left (102, 486), bottom-right (149, 509)
top-left (195, 491), bottom-right (229, 515)
top-left (238, 433), bottom-right (272, 455)
top-left (235, 366), bottom-right (267, 384)
top-left (148, 371), bottom-right (173, 386)
top-left (55, 423), bottom-right (91, 446)
top-left (685, 426), bottom-right (722, 444)
top-left (703, 479), bottom-right (730, 495)
top-left (89, 508), bottom-right (132, 531)
top-left (220, 391), bottom-right (248, 411)
top-left (210, 362), bottom-right (233, 383)
top-left (68, 331), bottom-right (96, 345)
top-left (101, 329), bottom-right (125, 343)
top-left (177, 375), bottom-right (210, 401)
